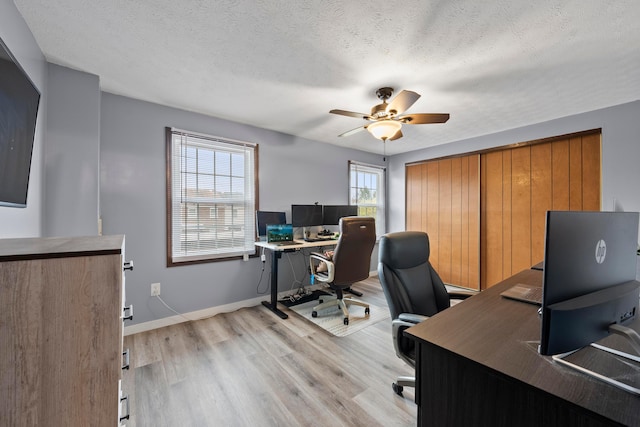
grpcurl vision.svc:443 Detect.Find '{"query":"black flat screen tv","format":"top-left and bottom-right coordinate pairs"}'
top-left (0, 37), bottom-right (41, 208)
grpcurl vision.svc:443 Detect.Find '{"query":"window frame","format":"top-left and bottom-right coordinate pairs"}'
top-left (166, 127), bottom-right (259, 266)
top-left (348, 160), bottom-right (386, 239)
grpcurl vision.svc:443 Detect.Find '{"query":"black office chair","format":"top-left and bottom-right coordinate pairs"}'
top-left (309, 216), bottom-right (376, 325)
top-left (378, 231), bottom-right (475, 395)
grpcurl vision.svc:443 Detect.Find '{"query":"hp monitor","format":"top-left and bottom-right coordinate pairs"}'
top-left (539, 210), bottom-right (640, 394)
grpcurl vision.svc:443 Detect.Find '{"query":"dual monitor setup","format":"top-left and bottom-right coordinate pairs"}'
top-left (505, 210), bottom-right (640, 395)
top-left (256, 204), bottom-right (358, 243)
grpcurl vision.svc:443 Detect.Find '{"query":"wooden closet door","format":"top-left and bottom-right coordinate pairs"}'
top-left (481, 131), bottom-right (601, 288)
top-left (405, 154), bottom-right (480, 290)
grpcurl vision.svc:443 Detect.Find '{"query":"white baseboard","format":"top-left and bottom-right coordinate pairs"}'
top-left (124, 274), bottom-right (379, 336)
top-left (124, 295), bottom-right (265, 336)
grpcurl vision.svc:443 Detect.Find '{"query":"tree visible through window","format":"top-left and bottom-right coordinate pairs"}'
top-left (166, 127), bottom-right (258, 265)
top-left (349, 161), bottom-right (386, 238)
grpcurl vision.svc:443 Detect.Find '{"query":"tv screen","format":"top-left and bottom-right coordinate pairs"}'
top-left (0, 37), bottom-right (40, 208)
top-left (323, 205), bottom-right (358, 225)
top-left (291, 204), bottom-right (323, 227)
top-left (539, 211), bottom-right (640, 355)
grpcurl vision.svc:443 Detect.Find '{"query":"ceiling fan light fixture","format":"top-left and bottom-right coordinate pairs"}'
top-left (367, 120), bottom-right (402, 140)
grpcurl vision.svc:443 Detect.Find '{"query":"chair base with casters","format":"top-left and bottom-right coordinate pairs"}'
top-left (393, 376), bottom-right (415, 396)
top-left (311, 287), bottom-right (370, 325)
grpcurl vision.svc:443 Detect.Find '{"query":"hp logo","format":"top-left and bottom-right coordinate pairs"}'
top-left (595, 239), bottom-right (607, 264)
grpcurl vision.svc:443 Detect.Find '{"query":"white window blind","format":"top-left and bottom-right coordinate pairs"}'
top-left (167, 128), bottom-right (257, 265)
top-left (349, 161), bottom-right (386, 238)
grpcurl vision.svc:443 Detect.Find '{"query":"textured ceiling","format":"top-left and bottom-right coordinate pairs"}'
top-left (14, 0), bottom-right (640, 155)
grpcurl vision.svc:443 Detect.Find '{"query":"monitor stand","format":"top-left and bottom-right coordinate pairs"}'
top-left (552, 324), bottom-right (640, 395)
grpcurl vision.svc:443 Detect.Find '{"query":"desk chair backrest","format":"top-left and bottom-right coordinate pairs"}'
top-left (378, 231), bottom-right (451, 319)
top-left (331, 216), bottom-right (376, 287)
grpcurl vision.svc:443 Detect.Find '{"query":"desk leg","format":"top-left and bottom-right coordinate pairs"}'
top-left (261, 250), bottom-right (288, 319)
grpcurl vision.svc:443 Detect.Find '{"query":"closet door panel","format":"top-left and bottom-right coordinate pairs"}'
top-left (405, 154), bottom-right (480, 290)
top-left (406, 164), bottom-right (423, 231)
top-left (582, 133), bottom-right (601, 211)
top-left (552, 140), bottom-right (570, 210)
top-left (438, 159), bottom-right (453, 282)
top-left (531, 143), bottom-right (553, 265)
top-left (426, 162), bottom-right (440, 268)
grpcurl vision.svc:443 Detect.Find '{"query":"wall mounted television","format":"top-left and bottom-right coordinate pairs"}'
top-left (0, 36), bottom-right (41, 208)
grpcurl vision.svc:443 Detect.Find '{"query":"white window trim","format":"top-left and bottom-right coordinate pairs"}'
top-left (349, 160), bottom-right (386, 238)
top-left (166, 127), bottom-right (258, 266)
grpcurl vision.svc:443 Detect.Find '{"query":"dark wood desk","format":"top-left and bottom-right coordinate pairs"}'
top-left (405, 269), bottom-right (640, 426)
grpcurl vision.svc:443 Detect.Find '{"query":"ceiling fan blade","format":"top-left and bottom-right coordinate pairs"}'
top-left (386, 90), bottom-right (420, 115)
top-left (399, 113), bottom-right (450, 124)
top-left (389, 129), bottom-right (403, 141)
top-left (330, 109), bottom-right (371, 120)
top-left (338, 126), bottom-right (367, 137)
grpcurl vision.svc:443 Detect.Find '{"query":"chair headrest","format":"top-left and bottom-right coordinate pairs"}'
top-left (379, 231), bottom-right (431, 269)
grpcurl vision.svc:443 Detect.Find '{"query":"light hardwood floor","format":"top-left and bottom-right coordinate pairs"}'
top-left (122, 276), bottom-right (417, 427)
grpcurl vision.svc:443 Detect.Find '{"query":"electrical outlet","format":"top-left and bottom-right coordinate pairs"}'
top-left (151, 282), bottom-right (161, 296)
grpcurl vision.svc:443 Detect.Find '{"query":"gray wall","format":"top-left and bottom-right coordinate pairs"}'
top-left (100, 93), bottom-right (384, 325)
top-left (0, 0), bottom-right (47, 238)
top-left (387, 101), bottom-right (640, 241)
top-left (44, 64), bottom-right (100, 237)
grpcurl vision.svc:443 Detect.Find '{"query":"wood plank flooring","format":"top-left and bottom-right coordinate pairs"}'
top-left (122, 276), bottom-right (417, 427)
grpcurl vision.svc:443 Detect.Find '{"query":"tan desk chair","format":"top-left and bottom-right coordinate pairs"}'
top-left (309, 216), bottom-right (376, 325)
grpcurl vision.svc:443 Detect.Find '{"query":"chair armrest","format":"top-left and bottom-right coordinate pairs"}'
top-left (309, 252), bottom-right (335, 282)
top-left (391, 315), bottom-right (428, 368)
top-left (310, 252), bottom-right (330, 261)
top-left (397, 313), bottom-right (429, 325)
top-left (447, 289), bottom-right (477, 300)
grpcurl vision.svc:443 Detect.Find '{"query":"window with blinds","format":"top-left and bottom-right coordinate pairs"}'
top-left (166, 127), bottom-right (257, 265)
top-left (349, 161), bottom-right (386, 238)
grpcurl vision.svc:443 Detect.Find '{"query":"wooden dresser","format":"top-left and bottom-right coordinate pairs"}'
top-left (0, 235), bottom-right (132, 426)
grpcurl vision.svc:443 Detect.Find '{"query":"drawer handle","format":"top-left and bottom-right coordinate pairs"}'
top-left (119, 394), bottom-right (130, 421)
top-left (122, 348), bottom-right (130, 370)
top-left (123, 260), bottom-right (134, 272)
top-left (123, 304), bottom-right (134, 321)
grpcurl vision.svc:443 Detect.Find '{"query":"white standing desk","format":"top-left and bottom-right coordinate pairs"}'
top-left (255, 239), bottom-right (338, 319)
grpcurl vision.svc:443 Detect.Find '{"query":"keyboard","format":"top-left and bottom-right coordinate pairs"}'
top-left (270, 241), bottom-right (301, 246)
top-left (500, 284), bottom-right (543, 305)
top-left (304, 236), bottom-right (337, 242)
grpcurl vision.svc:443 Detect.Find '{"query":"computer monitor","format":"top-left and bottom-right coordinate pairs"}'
top-left (256, 211), bottom-right (286, 238)
top-left (291, 204), bottom-right (323, 227)
top-left (539, 211), bottom-right (640, 356)
top-left (323, 205), bottom-right (358, 225)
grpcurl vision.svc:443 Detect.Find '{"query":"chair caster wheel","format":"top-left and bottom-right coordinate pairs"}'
top-left (312, 311), bottom-right (318, 318)
top-left (343, 318), bottom-right (349, 325)
top-left (392, 383), bottom-right (404, 395)
top-left (364, 307), bottom-right (370, 315)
